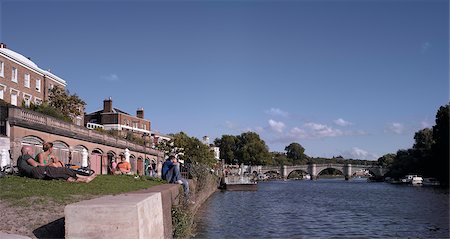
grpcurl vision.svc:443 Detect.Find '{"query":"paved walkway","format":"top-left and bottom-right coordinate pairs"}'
top-left (0, 232), bottom-right (31, 239)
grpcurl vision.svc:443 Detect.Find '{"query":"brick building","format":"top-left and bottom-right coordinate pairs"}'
top-left (0, 43), bottom-right (67, 107)
top-left (85, 98), bottom-right (151, 141)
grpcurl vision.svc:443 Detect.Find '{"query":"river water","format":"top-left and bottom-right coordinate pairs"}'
top-left (193, 179), bottom-right (449, 238)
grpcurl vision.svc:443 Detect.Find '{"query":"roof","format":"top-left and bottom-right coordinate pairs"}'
top-left (85, 108), bottom-right (131, 116)
top-left (0, 48), bottom-right (67, 86)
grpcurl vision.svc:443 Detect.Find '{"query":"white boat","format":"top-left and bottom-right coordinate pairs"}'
top-left (411, 176), bottom-right (423, 185)
top-left (423, 177), bottom-right (440, 186)
top-left (401, 175), bottom-right (423, 185)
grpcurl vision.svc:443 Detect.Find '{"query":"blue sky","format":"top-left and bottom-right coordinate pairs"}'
top-left (1, 0), bottom-right (448, 160)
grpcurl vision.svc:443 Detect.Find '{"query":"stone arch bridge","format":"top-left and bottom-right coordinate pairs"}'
top-left (252, 164), bottom-right (387, 180)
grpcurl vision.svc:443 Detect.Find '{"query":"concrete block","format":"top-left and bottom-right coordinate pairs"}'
top-left (65, 193), bottom-right (164, 239)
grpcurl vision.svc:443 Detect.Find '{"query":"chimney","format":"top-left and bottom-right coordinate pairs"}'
top-left (136, 108), bottom-right (144, 119)
top-left (103, 97), bottom-right (112, 113)
top-left (0, 43), bottom-right (6, 49)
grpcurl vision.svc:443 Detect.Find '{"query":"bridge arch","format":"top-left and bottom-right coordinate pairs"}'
top-left (317, 167), bottom-right (344, 177)
top-left (287, 169), bottom-right (309, 179)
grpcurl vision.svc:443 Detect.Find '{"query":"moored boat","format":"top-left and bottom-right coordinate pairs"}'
top-left (222, 175), bottom-right (258, 191)
top-left (401, 174), bottom-right (423, 185)
top-left (423, 177), bottom-right (440, 186)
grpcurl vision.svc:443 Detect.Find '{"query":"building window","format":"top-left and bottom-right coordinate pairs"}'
top-left (0, 84), bottom-right (5, 100)
top-left (34, 97), bottom-right (42, 105)
top-left (11, 67), bottom-right (18, 83)
top-left (23, 93), bottom-right (32, 107)
top-left (24, 74), bottom-right (30, 88)
top-left (0, 61), bottom-right (4, 78)
top-left (36, 79), bottom-right (41, 92)
top-left (10, 89), bottom-right (18, 106)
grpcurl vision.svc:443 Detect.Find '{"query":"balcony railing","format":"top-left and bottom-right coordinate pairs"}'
top-left (7, 106), bottom-right (162, 156)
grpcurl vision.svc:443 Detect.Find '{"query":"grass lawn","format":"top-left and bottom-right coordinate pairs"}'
top-left (0, 174), bottom-right (164, 206)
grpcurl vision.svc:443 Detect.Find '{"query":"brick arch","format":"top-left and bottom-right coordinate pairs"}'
top-left (91, 148), bottom-right (103, 155)
top-left (130, 154), bottom-right (137, 174)
top-left (20, 135), bottom-right (44, 157)
top-left (71, 144), bottom-right (88, 166)
top-left (52, 140), bottom-right (70, 163)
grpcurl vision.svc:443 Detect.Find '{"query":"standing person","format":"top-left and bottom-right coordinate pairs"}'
top-left (162, 155), bottom-right (190, 197)
top-left (35, 142), bottom-right (57, 166)
top-left (17, 146), bottom-right (96, 183)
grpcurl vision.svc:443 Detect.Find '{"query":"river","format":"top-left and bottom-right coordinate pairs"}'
top-left (193, 179), bottom-right (449, 238)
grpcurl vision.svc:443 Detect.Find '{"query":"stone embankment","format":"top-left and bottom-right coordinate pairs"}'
top-left (65, 179), bottom-right (219, 239)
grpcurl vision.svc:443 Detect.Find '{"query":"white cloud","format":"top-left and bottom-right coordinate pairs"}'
top-left (334, 118), bottom-right (352, 127)
top-left (341, 147), bottom-right (378, 160)
top-left (268, 119), bottom-right (285, 133)
top-left (304, 122), bottom-right (343, 138)
top-left (342, 147), bottom-right (379, 160)
top-left (102, 73), bottom-right (119, 82)
top-left (265, 108), bottom-right (289, 117)
top-left (288, 127), bottom-right (307, 138)
top-left (387, 122), bottom-right (405, 134)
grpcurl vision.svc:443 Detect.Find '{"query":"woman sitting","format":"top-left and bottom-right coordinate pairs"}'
top-left (35, 142), bottom-right (57, 166)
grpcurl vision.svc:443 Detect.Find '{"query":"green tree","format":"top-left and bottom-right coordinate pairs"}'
top-left (285, 142), bottom-right (308, 164)
top-left (235, 132), bottom-right (271, 165)
top-left (432, 103), bottom-right (449, 186)
top-left (377, 153), bottom-right (396, 168)
top-left (48, 86), bottom-right (86, 120)
top-left (413, 128), bottom-right (434, 176)
top-left (170, 132), bottom-right (216, 167)
top-left (271, 152), bottom-right (292, 166)
top-left (214, 135), bottom-right (238, 164)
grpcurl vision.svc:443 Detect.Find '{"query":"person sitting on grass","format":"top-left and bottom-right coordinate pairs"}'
top-left (35, 142), bottom-right (57, 166)
top-left (115, 157), bottom-right (131, 175)
top-left (17, 145), bottom-right (96, 183)
top-left (162, 155), bottom-right (190, 198)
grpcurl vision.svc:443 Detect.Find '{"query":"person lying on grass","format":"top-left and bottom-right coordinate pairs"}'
top-left (17, 145), bottom-right (96, 183)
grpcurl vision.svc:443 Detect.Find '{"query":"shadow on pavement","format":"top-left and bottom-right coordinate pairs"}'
top-left (32, 217), bottom-right (64, 239)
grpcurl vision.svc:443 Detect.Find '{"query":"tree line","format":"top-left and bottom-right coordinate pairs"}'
top-left (377, 103), bottom-right (449, 186)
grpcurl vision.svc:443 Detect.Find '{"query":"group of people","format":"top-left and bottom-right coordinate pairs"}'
top-left (109, 157), bottom-right (132, 175)
top-left (17, 142), bottom-right (96, 183)
top-left (16, 142), bottom-right (190, 197)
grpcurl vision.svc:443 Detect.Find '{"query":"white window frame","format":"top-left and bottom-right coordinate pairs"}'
top-left (35, 79), bottom-right (41, 92)
top-left (10, 88), bottom-right (19, 106)
top-left (0, 83), bottom-right (6, 100)
top-left (0, 61), bottom-right (4, 78)
top-left (23, 93), bottom-right (32, 107)
top-left (24, 74), bottom-right (30, 88)
top-left (34, 97), bottom-right (43, 105)
top-left (11, 67), bottom-right (18, 83)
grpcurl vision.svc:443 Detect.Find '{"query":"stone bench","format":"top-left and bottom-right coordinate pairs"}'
top-left (65, 184), bottom-right (181, 239)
